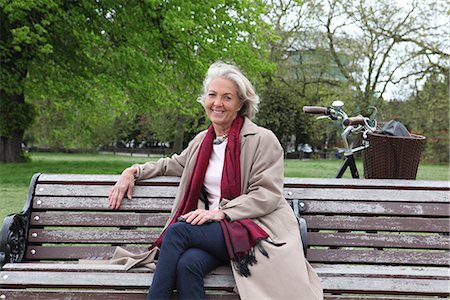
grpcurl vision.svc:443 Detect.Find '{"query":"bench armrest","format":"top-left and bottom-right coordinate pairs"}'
top-left (292, 199), bottom-right (308, 256)
top-left (0, 173), bottom-right (40, 269)
top-left (0, 213), bottom-right (29, 268)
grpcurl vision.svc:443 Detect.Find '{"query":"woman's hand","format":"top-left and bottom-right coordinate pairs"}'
top-left (108, 167), bottom-right (137, 210)
top-left (181, 209), bottom-right (226, 225)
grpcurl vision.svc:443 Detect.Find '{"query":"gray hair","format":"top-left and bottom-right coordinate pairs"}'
top-left (197, 61), bottom-right (260, 119)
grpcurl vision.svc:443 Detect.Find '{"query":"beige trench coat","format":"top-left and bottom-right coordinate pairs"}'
top-left (135, 117), bottom-right (323, 300)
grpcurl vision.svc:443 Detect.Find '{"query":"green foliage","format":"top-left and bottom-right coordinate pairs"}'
top-left (257, 80), bottom-right (307, 148)
top-left (4, 0), bottom-right (275, 152)
top-left (383, 74), bottom-right (449, 162)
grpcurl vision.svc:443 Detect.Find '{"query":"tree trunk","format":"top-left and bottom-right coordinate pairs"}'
top-left (0, 91), bottom-right (28, 163)
top-left (172, 129), bottom-right (184, 155)
top-left (0, 129), bottom-right (25, 163)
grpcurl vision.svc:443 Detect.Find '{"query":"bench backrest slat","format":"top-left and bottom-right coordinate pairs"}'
top-left (30, 212), bottom-right (170, 227)
top-left (33, 196), bottom-right (174, 211)
top-left (304, 215), bottom-right (449, 233)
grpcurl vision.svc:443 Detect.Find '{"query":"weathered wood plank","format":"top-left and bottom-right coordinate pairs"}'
top-left (307, 249), bottom-right (450, 266)
top-left (30, 212), bottom-right (170, 227)
top-left (308, 232), bottom-right (449, 249)
top-left (24, 245), bottom-right (449, 266)
top-left (0, 271), bottom-right (235, 290)
top-left (0, 289), bottom-right (239, 300)
top-left (1, 270), bottom-right (448, 296)
top-left (38, 174), bottom-right (450, 190)
top-left (319, 276), bottom-right (449, 295)
top-left (285, 188), bottom-right (450, 203)
top-left (27, 229), bottom-right (162, 244)
top-left (324, 296), bottom-right (436, 300)
top-left (0, 290), bottom-right (150, 300)
top-left (0, 289), bottom-right (438, 300)
top-left (38, 174), bottom-right (181, 186)
top-left (33, 185), bottom-right (450, 204)
top-left (301, 200), bottom-right (449, 216)
top-left (35, 184), bottom-right (178, 198)
top-left (283, 177), bottom-right (450, 190)
top-left (32, 197), bottom-right (449, 216)
top-left (33, 197), bottom-right (174, 211)
top-left (4, 263), bottom-right (447, 279)
top-left (313, 264), bottom-right (450, 279)
top-left (29, 229), bottom-right (447, 249)
top-left (303, 215), bottom-right (450, 233)
top-left (25, 246), bottom-right (135, 260)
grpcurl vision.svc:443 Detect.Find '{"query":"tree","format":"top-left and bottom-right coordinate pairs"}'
top-left (299, 0), bottom-right (449, 106)
top-left (384, 72), bottom-right (449, 162)
top-left (260, 0), bottom-right (449, 153)
top-left (1, 0), bottom-right (274, 162)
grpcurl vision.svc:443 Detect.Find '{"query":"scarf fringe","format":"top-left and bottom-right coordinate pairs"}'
top-left (233, 247), bottom-right (257, 277)
top-left (233, 238), bottom-right (286, 277)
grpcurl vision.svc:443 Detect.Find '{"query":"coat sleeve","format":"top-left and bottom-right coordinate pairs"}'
top-left (220, 129), bottom-right (285, 221)
top-left (134, 132), bottom-right (205, 180)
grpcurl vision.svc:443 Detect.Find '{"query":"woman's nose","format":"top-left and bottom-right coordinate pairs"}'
top-left (213, 98), bottom-right (223, 106)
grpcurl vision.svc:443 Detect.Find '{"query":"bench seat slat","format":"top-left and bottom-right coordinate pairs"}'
top-left (1, 270), bottom-right (448, 296)
top-left (4, 263), bottom-right (448, 279)
top-left (35, 184), bottom-right (178, 198)
top-left (30, 212), bottom-right (170, 227)
top-left (0, 271), bottom-right (235, 290)
top-left (319, 276), bottom-right (449, 295)
top-left (0, 290), bottom-right (238, 300)
top-left (308, 232), bottom-right (449, 249)
top-left (304, 215), bottom-right (450, 233)
top-left (33, 196), bottom-right (173, 211)
top-left (308, 249), bottom-right (450, 266)
top-left (285, 188), bottom-right (450, 203)
top-left (313, 264), bottom-right (450, 279)
top-left (0, 290), bottom-right (438, 300)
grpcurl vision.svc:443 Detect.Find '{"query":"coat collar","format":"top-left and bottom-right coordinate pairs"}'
top-left (240, 117), bottom-right (258, 148)
top-left (241, 117), bottom-right (259, 137)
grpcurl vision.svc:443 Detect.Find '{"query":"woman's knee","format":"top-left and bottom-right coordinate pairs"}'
top-left (164, 222), bottom-right (190, 240)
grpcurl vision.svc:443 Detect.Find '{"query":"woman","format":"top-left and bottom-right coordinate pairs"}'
top-left (108, 61), bottom-right (323, 300)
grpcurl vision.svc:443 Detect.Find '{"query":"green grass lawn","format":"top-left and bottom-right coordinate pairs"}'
top-left (1, 152), bottom-right (448, 221)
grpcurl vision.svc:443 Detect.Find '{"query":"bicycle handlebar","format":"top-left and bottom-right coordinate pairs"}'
top-left (343, 115), bottom-right (366, 126)
top-left (302, 106), bottom-right (329, 115)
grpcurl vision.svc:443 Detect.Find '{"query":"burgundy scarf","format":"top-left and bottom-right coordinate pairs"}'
top-left (151, 116), bottom-right (270, 276)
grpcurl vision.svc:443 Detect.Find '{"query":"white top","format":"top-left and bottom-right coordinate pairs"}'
top-left (204, 139), bottom-right (227, 210)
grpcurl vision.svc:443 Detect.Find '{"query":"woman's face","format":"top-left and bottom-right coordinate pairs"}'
top-left (205, 77), bottom-right (242, 133)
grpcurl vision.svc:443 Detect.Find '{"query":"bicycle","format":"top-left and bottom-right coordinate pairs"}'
top-left (302, 100), bottom-right (378, 178)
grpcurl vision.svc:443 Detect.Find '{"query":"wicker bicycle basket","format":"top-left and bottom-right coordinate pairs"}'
top-left (363, 132), bottom-right (426, 179)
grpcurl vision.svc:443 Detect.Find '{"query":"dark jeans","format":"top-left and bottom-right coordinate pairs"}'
top-left (146, 221), bottom-right (230, 300)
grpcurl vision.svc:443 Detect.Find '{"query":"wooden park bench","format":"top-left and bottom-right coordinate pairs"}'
top-left (1, 173), bottom-right (449, 299)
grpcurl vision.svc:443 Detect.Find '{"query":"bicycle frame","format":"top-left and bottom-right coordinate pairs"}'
top-left (303, 101), bottom-right (377, 179)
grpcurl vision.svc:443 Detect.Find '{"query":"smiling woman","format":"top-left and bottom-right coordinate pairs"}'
top-left (108, 61), bottom-right (323, 299)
